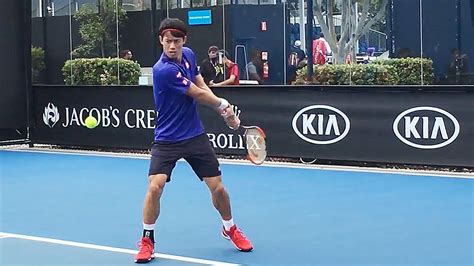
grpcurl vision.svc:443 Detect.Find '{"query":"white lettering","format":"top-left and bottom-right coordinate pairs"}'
top-left (112, 108), bottom-right (120, 127)
top-left (404, 116), bottom-right (449, 140)
top-left (207, 133), bottom-right (217, 148)
top-left (125, 109), bottom-right (134, 128)
top-left (317, 114), bottom-right (324, 134)
top-left (101, 108), bottom-right (111, 127)
top-left (70, 109), bottom-right (80, 126)
top-left (79, 108), bottom-right (89, 125)
top-left (216, 134), bottom-right (228, 148)
top-left (404, 116), bottom-right (420, 138)
top-left (90, 108), bottom-right (101, 122)
top-left (302, 114), bottom-right (316, 134)
top-left (62, 108), bottom-right (70, 127)
top-left (325, 114), bottom-right (340, 136)
top-left (422, 117), bottom-right (429, 138)
top-left (228, 134), bottom-right (239, 149)
top-left (431, 117), bottom-right (448, 139)
top-left (207, 133), bottom-right (244, 149)
top-left (135, 110), bottom-right (146, 129)
top-left (147, 110), bottom-right (156, 129)
top-left (246, 135), bottom-right (261, 150)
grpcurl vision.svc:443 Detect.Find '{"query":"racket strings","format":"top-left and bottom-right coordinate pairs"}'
top-left (245, 128), bottom-right (267, 165)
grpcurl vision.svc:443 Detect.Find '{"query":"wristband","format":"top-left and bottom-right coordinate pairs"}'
top-left (218, 98), bottom-right (229, 110)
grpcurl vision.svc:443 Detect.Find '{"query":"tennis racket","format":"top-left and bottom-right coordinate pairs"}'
top-left (240, 125), bottom-right (267, 165)
top-left (223, 106), bottom-right (267, 165)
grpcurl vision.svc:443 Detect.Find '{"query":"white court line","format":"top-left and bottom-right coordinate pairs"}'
top-left (0, 232), bottom-right (239, 266)
top-left (2, 148), bottom-right (473, 179)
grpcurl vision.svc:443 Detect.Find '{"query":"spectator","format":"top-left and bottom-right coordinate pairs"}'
top-left (287, 40), bottom-right (306, 84)
top-left (397, 48), bottom-right (413, 58)
top-left (312, 33), bottom-right (331, 65)
top-left (210, 50), bottom-right (239, 86)
top-left (245, 50), bottom-right (264, 84)
top-left (447, 48), bottom-right (470, 84)
top-left (199, 45), bottom-right (224, 85)
top-left (120, 49), bottom-right (133, 60)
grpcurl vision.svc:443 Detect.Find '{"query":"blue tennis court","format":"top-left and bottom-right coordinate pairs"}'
top-left (0, 149), bottom-right (472, 265)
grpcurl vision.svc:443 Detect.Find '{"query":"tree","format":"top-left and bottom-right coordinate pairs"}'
top-left (32, 46), bottom-right (45, 83)
top-left (73, 0), bottom-right (127, 58)
top-left (314, 0), bottom-right (388, 64)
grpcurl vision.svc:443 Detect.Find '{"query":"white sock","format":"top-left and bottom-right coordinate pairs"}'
top-left (222, 218), bottom-right (234, 231)
top-left (143, 223), bottom-right (155, 231)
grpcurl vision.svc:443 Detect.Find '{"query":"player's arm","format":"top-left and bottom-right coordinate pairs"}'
top-left (194, 74), bottom-right (214, 94)
top-left (186, 82), bottom-right (225, 109)
top-left (186, 82), bottom-right (240, 129)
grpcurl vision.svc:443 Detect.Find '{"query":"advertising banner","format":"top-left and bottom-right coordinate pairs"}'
top-left (33, 85), bottom-right (474, 167)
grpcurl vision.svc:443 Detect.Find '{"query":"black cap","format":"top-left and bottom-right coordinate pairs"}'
top-left (208, 45), bottom-right (219, 52)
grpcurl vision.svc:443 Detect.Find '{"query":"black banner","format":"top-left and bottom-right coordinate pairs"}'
top-left (0, 0), bottom-right (29, 130)
top-left (32, 85), bottom-right (474, 167)
top-left (33, 86), bottom-right (156, 149)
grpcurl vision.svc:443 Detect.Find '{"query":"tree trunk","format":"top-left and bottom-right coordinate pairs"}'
top-left (101, 39), bottom-right (105, 57)
top-left (313, 0), bottom-right (388, 64)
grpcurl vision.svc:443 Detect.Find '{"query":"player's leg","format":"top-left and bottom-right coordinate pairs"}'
top-left (142, 174), bottom-right (169, 240)
top-left (136, 143), bottom-right (178, 263)
top-left (136, 173), bottom-right (169, 264)
top-left (202, 176), bottom-right (252, 252)
top-left (203, 175), bottom-right (232, 220)
top-left (185, 134), bottom-right (253, 252)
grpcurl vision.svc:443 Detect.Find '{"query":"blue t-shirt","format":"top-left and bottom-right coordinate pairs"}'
top-left (152, 47), bottom-right (205, 142)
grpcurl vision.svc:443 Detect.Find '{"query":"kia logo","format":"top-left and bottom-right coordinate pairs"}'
top-left (292, 105), bottom-right (350, 144)
top-left (393, 106), bottom-right (460, 149)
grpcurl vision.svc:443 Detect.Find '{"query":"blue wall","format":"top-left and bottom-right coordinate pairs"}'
top-left (226, 4), bottom-right (288, 85)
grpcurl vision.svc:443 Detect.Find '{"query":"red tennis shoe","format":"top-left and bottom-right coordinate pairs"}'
top-left (135, 237), bottom-right (154, 263)
top-left (222, 225), bottom-right (253, 252)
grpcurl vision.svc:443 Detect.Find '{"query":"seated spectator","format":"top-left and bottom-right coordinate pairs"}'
top-left (120, 49), bottom-right (133, 60)
top-left (244, 50), bottom-right (263, 84)
top-left (210, 50), bottom-right (239, 86)
top-left (199, 45), bottom-right (224, 85)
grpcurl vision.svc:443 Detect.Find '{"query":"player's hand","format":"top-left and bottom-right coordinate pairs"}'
top-left (221, 105), bottom-right (240, 130)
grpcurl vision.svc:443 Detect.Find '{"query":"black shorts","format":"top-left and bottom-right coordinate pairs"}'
top-left (148, 133), bottom-right (221, 182)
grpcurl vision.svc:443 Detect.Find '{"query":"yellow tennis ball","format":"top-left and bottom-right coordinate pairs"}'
top-left (84, 115), bottom-right (98, 129)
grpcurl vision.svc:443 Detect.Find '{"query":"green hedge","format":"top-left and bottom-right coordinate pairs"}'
top-left (295, 57), bottom-right (434, 85)
top-left (62, 58), bottom-right (141, 85)
top-left (295, 63), bottom-right (399, 85)
top-left (32, 46), bottom-right (45, 83)
top-left (372, 58), bottom-right (434, 85)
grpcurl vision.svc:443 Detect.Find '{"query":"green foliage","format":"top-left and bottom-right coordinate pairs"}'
top-left (294, 63), bottom-right (399, 85)
top-left (294, 58), bottom-right (434, 85)
top-left (62, 58), bottom-right (141, 85)
top-left (31, 46), bottom-right (45, 83)
top-left (372, 58), bottom-right (434, 85)
top-left (73, 0), bottom-right (127, 58)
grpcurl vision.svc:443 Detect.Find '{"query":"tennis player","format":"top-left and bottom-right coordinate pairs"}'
top-left (135, 18), bottom-right (253, 263)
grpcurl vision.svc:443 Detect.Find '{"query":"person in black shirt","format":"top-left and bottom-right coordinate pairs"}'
top-left (200, 45), bottom-right (224, 85)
